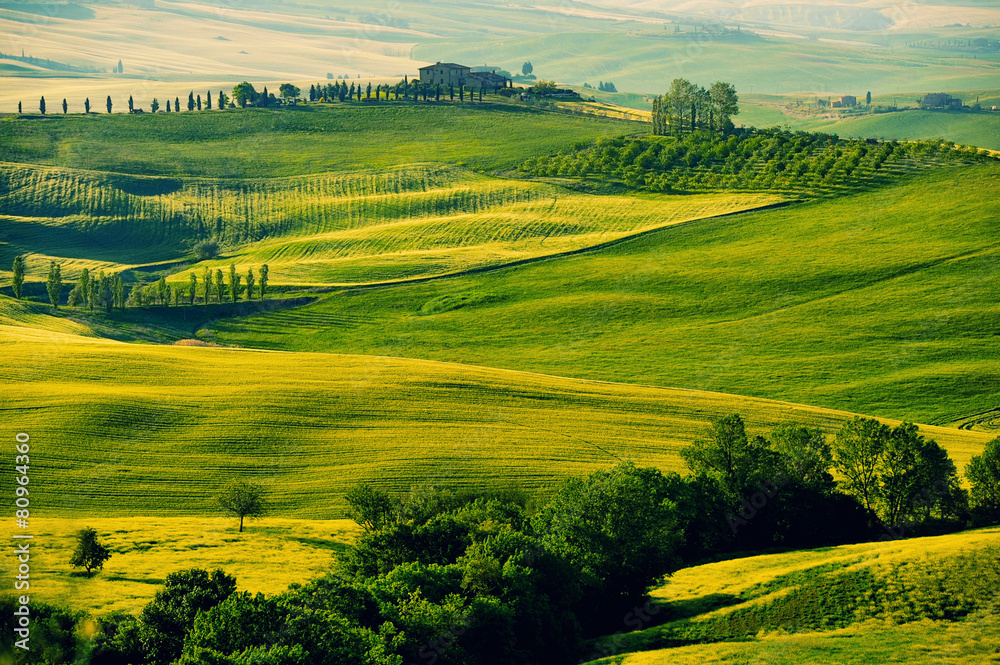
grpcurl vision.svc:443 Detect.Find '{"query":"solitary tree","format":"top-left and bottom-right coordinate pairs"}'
top-left (46, 261), bottom-right (62, 308)
top-left (62, 98), bottom-right (68, 114)
top-left (106, 95), bottom-right (113, 114)
top-left (866, 91), bottom-right (872, 106)
top-left (117, 58), bottom-right (123, 74)
top-left (259, 264), bottom-right (268, 299)
top-left (70, 527), bottom-right (111, 577)
top-left (128, 95), bottom-right (134, 112)
top-left (39, 96), bottom-right (46, 114)
top-left (17, 101), bottom-right (21, 114)
top-left (11, 255), bottom-right (25, 299)
top-left (522, 61), bottom-right (533, 76)
top-left (216, 480), bottom-right (267, 532)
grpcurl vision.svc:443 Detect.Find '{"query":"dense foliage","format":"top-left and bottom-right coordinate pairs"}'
top-left (518, 129), bottom-right (995, 194)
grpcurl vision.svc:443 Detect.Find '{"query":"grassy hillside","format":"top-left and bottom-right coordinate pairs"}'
top-left (0, 517), bottom-right (359, 615)
top-left (807, 109), bottom-right (1000, 151)
top-left (204, 164), bottom-right (1000, 426)
top-left (1, 320), bottom-right (989, 521)
top-left (0, 160), bottom-right (782, 285)
top-left (582, 526), bottom-right (1000, 664)
top-left (0, 103), bottom-right (639, 177)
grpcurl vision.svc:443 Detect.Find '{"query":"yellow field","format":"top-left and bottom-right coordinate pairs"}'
top-left (4, 517), bottom-right (359, 615)
top-left (1, 315), bottom-right (991, 521)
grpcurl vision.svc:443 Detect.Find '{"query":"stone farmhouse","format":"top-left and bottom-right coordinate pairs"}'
top-left (418, 62), bottom-right (511, 92)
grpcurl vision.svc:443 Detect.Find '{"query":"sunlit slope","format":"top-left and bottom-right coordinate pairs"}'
top-left (586, 526), bottom-right (1000, 664)
top-left (1, 322), bottom-right (988, 519)
top-left (0, 160), bottom-right (782, 284)
top-left (207, 164), bottom-right (1000, 426)
top-left (0, 105), bottom-right (637, 177)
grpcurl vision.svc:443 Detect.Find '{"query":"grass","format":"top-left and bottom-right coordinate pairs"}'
top-left (203, 164), bottom-right (1000, 427)
top-left (0, 160), bottom-right (783, 285)
top-left (583, 527), bottom-right (1000, 663)
top-left (0, 103), bottom-right (639, 178)
top-left (1, 318), bottom-right (989, 521)
top-left (0, 517), bottom-right (359, 615)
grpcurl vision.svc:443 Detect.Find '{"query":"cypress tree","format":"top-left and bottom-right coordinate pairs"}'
top-left (18, 101), bottom-right (22, 114)
top-left (203, 266), bottom-right (211, 305)
top-left (188, 91), bottom-right (195, 111)
top-left (206, 91), bottom-right (212, 110)
top-left (106, 95), bottom-right (113, 113)
top-left (167, 100), bottom-right (171, 112)
top-left (197, 94), bottom-right (202, 111)
top-left (46, 261), bottom-right (62, 308)
top-left (39, 96), bottom-right (46, 114)
top-left (62, 98), bottom-right (68, 114)
top-left (11, 255), bottom-right (25, 299)
top-left (128, 95), bottom-right (134, 112)
top-left (259, 264), bottom-right (268, 299)
top-left (175, 97), bottom-right (180, 113)
top-left (309, 84), bottom-right (316, 101)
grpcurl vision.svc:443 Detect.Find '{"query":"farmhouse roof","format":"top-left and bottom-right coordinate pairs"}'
top-left (419, 62), bottom-right (469, 70)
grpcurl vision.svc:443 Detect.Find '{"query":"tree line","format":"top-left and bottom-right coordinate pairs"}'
top-left (6, 257), bottom-right (269, 309)
top-left (17, 76), bottom-right (502, 116)
top-left (6, 415), bottom-right (997, 665)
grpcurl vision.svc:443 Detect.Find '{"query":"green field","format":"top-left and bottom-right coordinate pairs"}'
top-left (584, 526), bottom-right (1000, 664)
top-left (201, 164), bottom-right (1000, 427)
top-left (6, 315), bottom-right (987, 522)
top-left (0, 103), bottom-right (640, 178)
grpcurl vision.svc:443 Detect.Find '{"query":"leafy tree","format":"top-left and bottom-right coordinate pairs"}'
top-left (138, 569), bottom-right (237, 665)
top-left (245, 267), bottom-right (255, 300)
top-left (228, 263), bottom-right (240, 302)
top-left (217, 479), bottom-right (267, 532)
top-left (188, 91), bottom-right (195, 111)
top-left (233, 81), bottom-right (257, 108)
top-left (69, 527), bottom-right (111, 576)
top-left (188, 272), bottom-right (197, 304)
top-left (521, 61), bottom-right (533, 76)
top-left (214, 269), bottom-right (225, 303)
top-left (709, 81), bottom-right (739, 131)
top-left (533, 462), bottom-right (682, 629)
top-left (151, 97), bottom-right (159, 113)
top-left (966, 436), bottom-right (1000, 522)
top-left (345, 483), bottom-right (397, 532)
top-left (193, 238), bottom-right (219, 260)
top-left (84, 97), bottom-right (91, 113)
top-left (532, 80), bottom-right (557, 94)
top-left (769, 423), bottom-right (833, 489)
top-left (112, 273), bottom-right (125, 310)
top-left (62, 98), bottom-right (67, 114)
top-left (259, 263), bottom-right (269, 299)
top-left (46, 261), bottom-right (62, 308)
top-left (279, 83), bottom-right (300, 103)
top-left (832, 417), bottom-right (888, 514)
top-left (11, 255), bottom-right (25, 299)
top-left (39, 96), bottom-right (46, 114)
top-left (107, 95), bottom-right (113, 113)
top-left (680, 414), bottom-right (778, 498)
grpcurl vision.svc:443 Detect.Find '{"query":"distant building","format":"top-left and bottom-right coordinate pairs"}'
top-left (840, 95), bottom-right (857, 107)
top-left (921, 93), bottom-right (962, 109)
top-left (418, 62), bottom-right (472, 88)
top-left (467, 70), bottom-right (509, 92)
